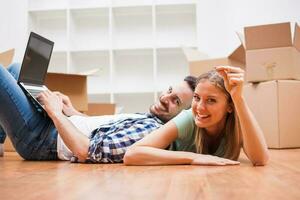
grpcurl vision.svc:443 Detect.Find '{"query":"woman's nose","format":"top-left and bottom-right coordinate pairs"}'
top-left (197, 100), bottom-right (206, 111)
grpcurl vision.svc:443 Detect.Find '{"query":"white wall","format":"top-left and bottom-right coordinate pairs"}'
top-left (0, 0), bottom-right (27, 62)
top-left (197, 0), bottom-right (300, 57)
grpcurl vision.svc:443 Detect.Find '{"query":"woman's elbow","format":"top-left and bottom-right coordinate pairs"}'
top-left (252, 152), bottom-right (270, 166)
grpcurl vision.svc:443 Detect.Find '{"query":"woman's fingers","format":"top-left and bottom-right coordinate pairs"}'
top-left (216, 65), bottom-right (244, 73)
top-left (226, 72), bottom-right (244, 78)
top-left (192, 155), bottom-right (240, 166)
top-left (215, 68), bottom-right (229, 85)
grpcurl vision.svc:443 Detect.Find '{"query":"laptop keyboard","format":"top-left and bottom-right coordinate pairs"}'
top-left (27, 88), bottom-right (44, 98)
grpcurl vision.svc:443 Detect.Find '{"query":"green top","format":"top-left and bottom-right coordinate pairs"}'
top-left (169, 109), bottom-right (226, 157)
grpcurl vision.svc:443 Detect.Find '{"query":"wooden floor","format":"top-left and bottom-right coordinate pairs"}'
top-left (1, 149), bottom-right (300, 200)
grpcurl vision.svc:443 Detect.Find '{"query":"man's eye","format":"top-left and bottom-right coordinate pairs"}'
top-left (193, 95), bottom-right (200, 101)
top-left (168, 86), bottom-right (172, 93)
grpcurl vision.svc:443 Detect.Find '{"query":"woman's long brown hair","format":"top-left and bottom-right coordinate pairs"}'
top-left (193, 70), bottom-right (242, 160)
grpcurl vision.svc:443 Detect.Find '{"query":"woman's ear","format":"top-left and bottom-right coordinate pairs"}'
top-left (227, 103), bottom-right (233, 113)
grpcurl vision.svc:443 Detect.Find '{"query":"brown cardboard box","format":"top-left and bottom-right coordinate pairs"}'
top-left (84, 103), bottom-right (116, 116)
top-left (0, 49), bottom-right (14, 67)
top-left (45, 73), bottom-right (88, 112)
top-left (244, 80), bottom-right (300, 148)
top-left (243, 22), bottom-right (300, 82)
top-left (183, 45), bottom-right (245, 77)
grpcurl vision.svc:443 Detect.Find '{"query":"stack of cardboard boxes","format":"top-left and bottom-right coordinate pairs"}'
top-left (242, 22), bottom-right (300, 148)
top-left (185, 22), bottom-right (300, 149)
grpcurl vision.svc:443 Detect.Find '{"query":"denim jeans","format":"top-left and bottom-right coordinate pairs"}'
top-left (0, 63), bottom-right (58, 160)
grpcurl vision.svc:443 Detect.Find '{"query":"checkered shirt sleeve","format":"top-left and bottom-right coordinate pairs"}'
top-left (84, 115), bottom-right (163, 163)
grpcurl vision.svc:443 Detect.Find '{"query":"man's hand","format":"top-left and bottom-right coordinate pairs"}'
top-left (37, 90), bottom-right (63, 118)
top-left (52, 92), bottom-right (78, 117)
top-left (191, 154), bottom-right (240, 166)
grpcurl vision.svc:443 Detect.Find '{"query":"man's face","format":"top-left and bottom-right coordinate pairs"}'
top-left (149, 81), bottom-right (194, 122)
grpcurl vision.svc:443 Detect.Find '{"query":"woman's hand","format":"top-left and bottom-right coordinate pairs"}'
top-left (37, 90), bottom-right (63, 118)
top-left (191, 154), bottom-right (240, 166)
top-left (215, 66), bottom-right (244, 101)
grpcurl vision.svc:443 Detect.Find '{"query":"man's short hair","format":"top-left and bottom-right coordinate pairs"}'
top-left (184, 75), bottom-right (197, 91)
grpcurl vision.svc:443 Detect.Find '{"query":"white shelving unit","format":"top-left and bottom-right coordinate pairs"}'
top-left (27, 0), bottom-right (198, 113)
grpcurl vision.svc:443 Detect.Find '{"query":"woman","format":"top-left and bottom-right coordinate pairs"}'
top-left (124, 66), bottom-right (269, 166)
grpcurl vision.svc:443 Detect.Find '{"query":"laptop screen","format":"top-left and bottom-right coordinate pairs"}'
top-left (18, 32), bottom-right (54, 85)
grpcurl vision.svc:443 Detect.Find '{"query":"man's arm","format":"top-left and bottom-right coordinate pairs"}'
top-left (53, 92), bottom-right (87, 117)
top-left (38, 90), bottom-right (89, 161)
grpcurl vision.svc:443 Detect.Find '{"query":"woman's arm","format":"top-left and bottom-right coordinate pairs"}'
top-left (232, 97), bottom-right (269, 166)
top-left (216, 66), bottom-right (269, 166)
top-left (124, 121), bottom-right (239, 166)
top-left (38, 90), bottom-right (89, 161)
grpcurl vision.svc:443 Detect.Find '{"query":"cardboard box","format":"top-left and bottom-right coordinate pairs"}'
top-left (183, 45), bottom-right (245, 77)
top-left (45, 73), bottom-right (89, 112)
top-left (244, 80), bottom-right (300, 148)
top-left (84, 103), bottom-right (116, 116)
top-left (0, 49), bottom-right (14, 67)
top-left (242, 22), bottom-right (300, 82)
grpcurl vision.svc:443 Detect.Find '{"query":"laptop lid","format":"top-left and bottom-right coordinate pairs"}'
top-left (18, 32), bottom-right (54, 85)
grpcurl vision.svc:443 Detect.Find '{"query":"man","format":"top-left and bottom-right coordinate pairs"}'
top-left (0, 63), bottom-right (196, 163)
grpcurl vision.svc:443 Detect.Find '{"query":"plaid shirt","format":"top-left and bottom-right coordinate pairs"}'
top-left (73, 113), bottom-right (164, 163)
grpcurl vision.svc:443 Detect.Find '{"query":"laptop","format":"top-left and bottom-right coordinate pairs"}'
top-left (18, 32), bottom-right (54, 113)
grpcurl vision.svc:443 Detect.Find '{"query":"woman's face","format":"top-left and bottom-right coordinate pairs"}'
top-left (192, 80), bottom-right (232, 135)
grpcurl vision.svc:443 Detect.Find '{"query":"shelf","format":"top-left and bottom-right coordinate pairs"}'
top-left (113, 49), bottom-right (154, 93)
top-left (156, 48), bottom-right (189, 91)
top-left (70, 50), bottom-right (109, 74)
top-left (88, 93), bottom-right (111, 103)
top-left (28, 10), bottom-right (67, 52)
top-left (112, 0), bottom-right (153, 7)
top-left (154, 0), bottom-right (196, 6)
top-left (156, 4), bottom-right (197, 47)
top-left (48, 51), bottom-right (67, 73)
top-left (70, 8), bottom-right (110, 51)
top-left (27, 1), bottom-right (198, 112)
top-left (112, 6), bottom-right (153, 49)
top-left (87, 75), bottom-right (112, 94)
top-left (114, 92), bottom-right (155, 113)
top-left (69, 0), bottom-right (111, 9)
top-left (28, 0), bottom-right (68, 11)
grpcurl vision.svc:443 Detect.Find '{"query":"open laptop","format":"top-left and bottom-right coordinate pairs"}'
top-left (18, 32), bottom-right (54, 113)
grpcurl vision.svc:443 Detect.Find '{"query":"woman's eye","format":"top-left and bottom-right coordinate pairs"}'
top-left (207, 98), bottom-right (216, 104)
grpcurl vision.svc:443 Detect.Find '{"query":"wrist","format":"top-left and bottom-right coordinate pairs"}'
top-left (49, 111), bottom-right (65, 122)
top-left (232, 95), bottom-right (245, 105)
top-left (189, 152), bottom-right (199, 164)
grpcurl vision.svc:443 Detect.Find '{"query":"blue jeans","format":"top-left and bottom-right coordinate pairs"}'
top-left (0, 63), bottom-right (58, 160)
